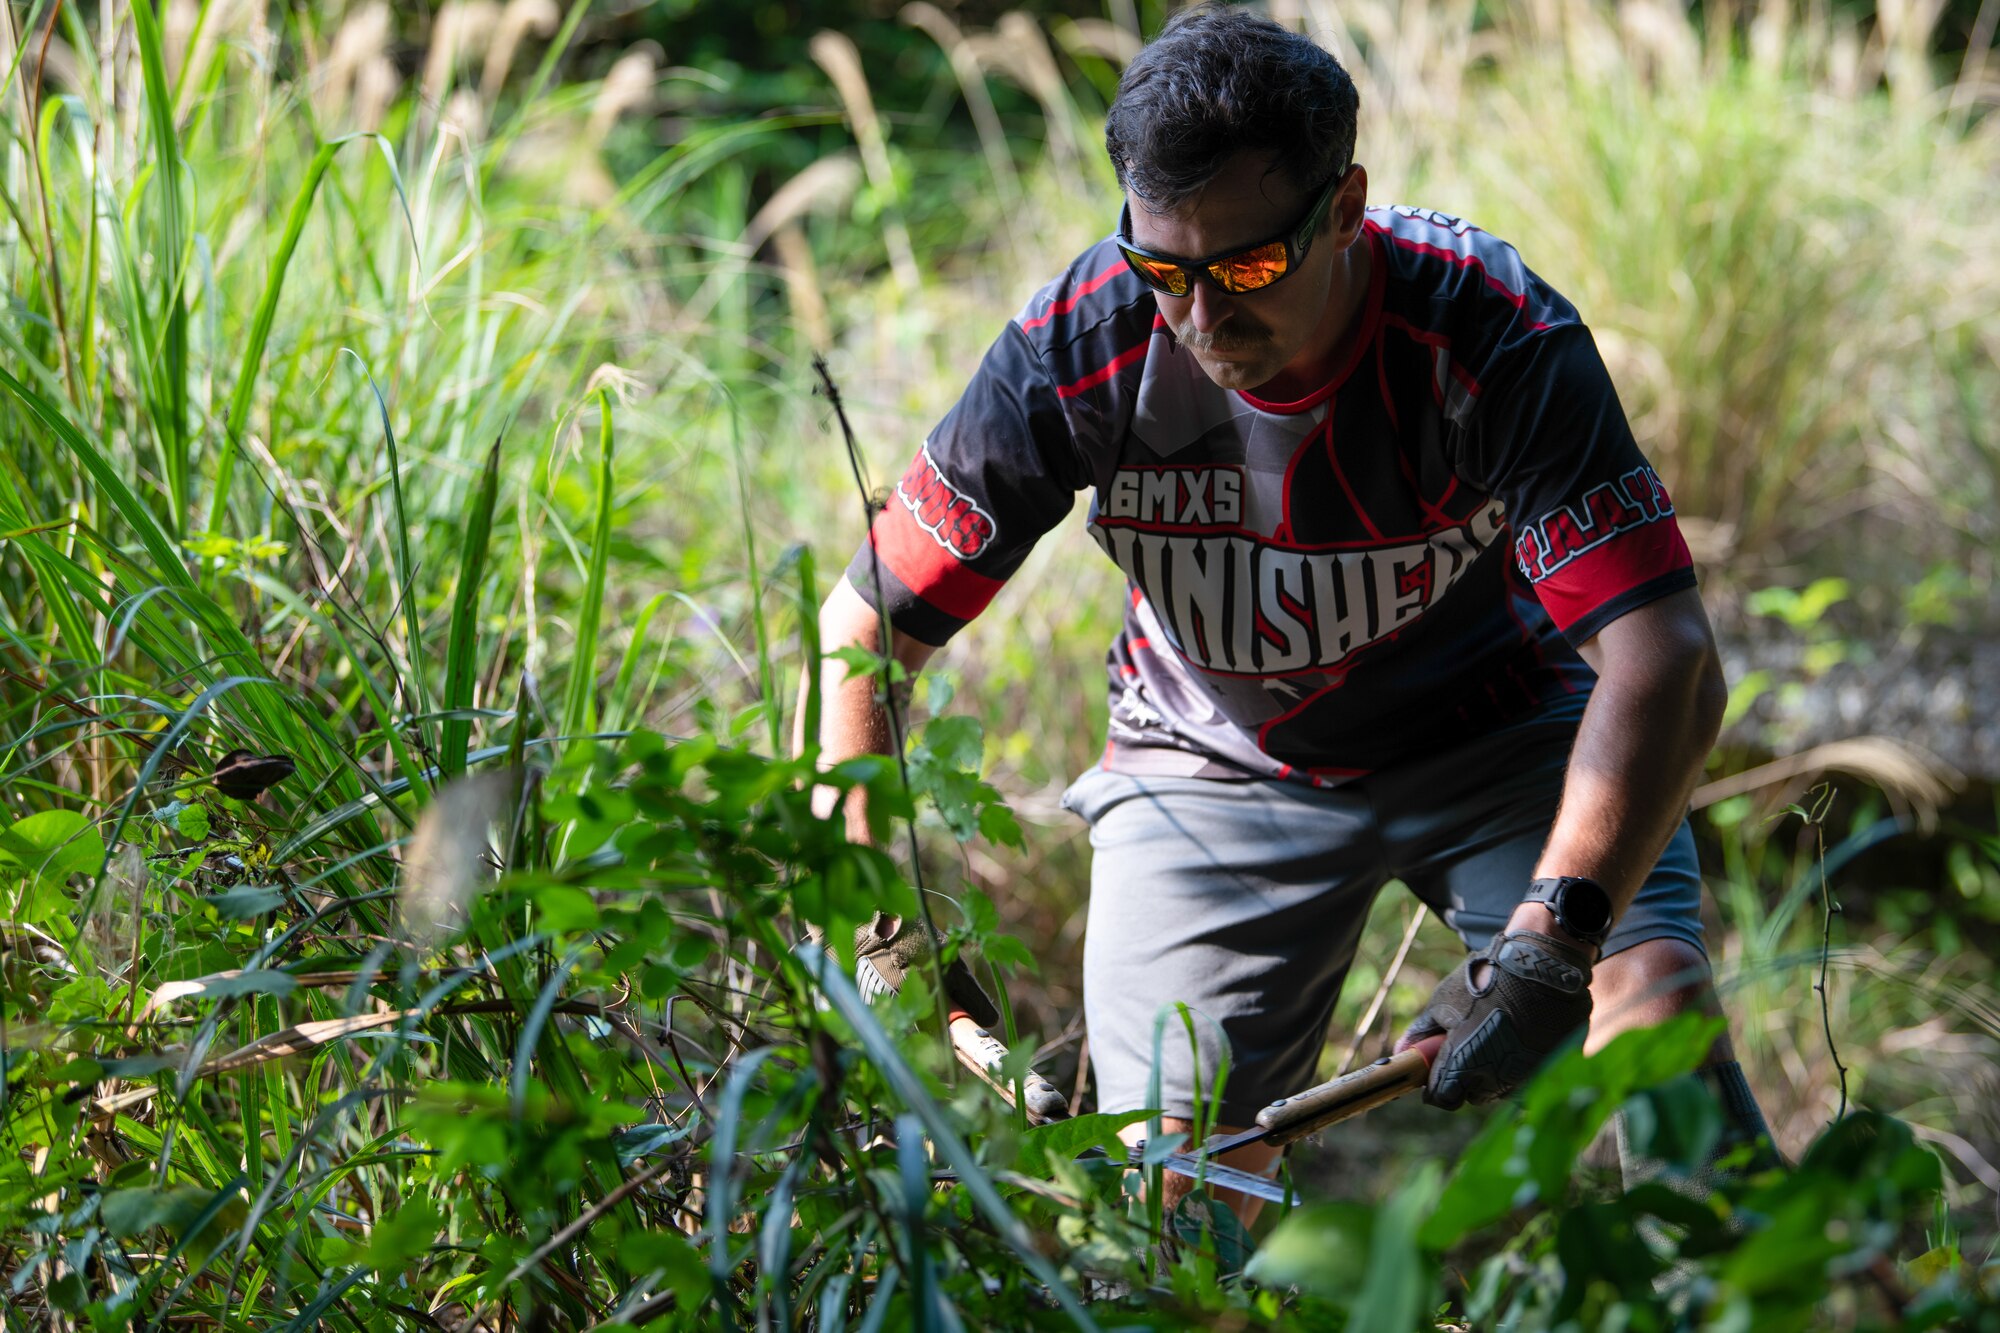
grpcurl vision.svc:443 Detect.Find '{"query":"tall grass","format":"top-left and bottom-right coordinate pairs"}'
top-left (0, 1), bottom-right (1996, 1326)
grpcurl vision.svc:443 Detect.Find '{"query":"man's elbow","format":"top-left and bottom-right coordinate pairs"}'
top-left (1689, 637), bottom-right (1728, 749)
top-left (1589, 590), bottom-right (1728, 746)
top-left (1648, 606), bottom-right (1727, 746)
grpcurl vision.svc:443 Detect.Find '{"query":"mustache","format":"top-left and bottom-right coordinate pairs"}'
top-left (1171, 319), bottom-right (1268, 354)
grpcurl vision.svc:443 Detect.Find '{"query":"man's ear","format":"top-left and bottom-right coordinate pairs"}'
top-left (1330, 164), bottom-right (1369, 245)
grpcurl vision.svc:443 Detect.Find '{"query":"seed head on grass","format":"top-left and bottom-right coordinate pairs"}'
top-left (401, 768), bottom-right (516, 950)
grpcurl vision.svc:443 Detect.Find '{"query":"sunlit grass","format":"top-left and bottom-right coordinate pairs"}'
top-left (0, 1), bottom-right (1995, 1325)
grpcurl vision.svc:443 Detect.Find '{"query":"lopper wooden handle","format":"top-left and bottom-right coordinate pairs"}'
top-left (1252, 1048), bottom-right (1431, 1146)
top-left (949, 1016), bottom-right (1071, 1124)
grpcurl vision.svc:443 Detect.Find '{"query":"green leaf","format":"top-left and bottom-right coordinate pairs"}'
top-left (442, 438), bottom-right (503, 779)
top-left (1554, 1196), bottom-right (1668, 1315)
top-left (100, 1183), bottom-right (245, 1263)
top-left (917, 715), bottom-right (983, 769)
top-left (981, 933), bottom-right (1038, 975)
top-left (176, 803), bottom-right (211, 841)
top-left (1422, 1012), bottom-right (1723, 1249)
top-left (562, 393), bottom-right (616, 751)
top-left (1619, 1074), bottom-right (1722, 1172)
top-left (4, 809), bottom-right (108, 884)
top-left (535, 885), bottom-right (601, 934)
top-left (962, 889), bottom-right (1000, 936)
top-left (978, 799), bottom-right (1024, 849)
top-left (205, 886), bottom-right (282, 918)
top-left (617, 1228), bottom-right (709, 1306)
top-left (1014, 1111), bottom-right (1152, 1178)
top-left (827, 645), bottom-right (905, 683)
top-left (158, 970), bottom-right (298, 1003)
top-left (359, 1197), bottom-right (443, 1273)
top-left (1250, 1160), bottom-right (1442, 1325)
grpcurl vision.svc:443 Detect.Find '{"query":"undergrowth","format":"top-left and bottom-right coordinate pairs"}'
top-left (0, 1), bottom-right (1997, 1328)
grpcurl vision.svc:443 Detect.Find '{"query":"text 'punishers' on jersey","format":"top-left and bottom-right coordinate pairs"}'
top-left (844, 205), bottom-right (1696, 786)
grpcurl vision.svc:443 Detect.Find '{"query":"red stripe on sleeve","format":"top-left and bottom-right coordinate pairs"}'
top-left (1020, 257), bottom-right (1130, 330)
top-left (1057, 338), bottom-right (1150, 399)
top-left (1527, 520), bottom-right (1693, 633)
top-left (867, 501), bottom-right (1008, 623)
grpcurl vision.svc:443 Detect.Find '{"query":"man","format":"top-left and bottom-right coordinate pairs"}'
top-left (808, 4), bottom-right (1771, 1212)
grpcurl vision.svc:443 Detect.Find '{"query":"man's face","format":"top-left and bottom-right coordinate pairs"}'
top-left (1124, 151), bottom-right (1365, 395)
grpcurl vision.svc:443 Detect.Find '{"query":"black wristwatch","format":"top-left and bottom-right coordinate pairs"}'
top-left (1524, 875), bottom-right (1614, 950)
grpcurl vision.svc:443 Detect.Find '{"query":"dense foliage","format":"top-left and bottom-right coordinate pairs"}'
top-left (1, 0), bottom-right (1997, 1327)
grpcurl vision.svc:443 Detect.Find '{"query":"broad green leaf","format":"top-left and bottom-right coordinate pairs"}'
top-left (100, 1182), bottom-right (245, 1262)
top-left (1423, 1013), bottom-right (1723, 1249)
top-left (176, 803), bottom-right (211, 841)
top-left (5, 809), bottom-right (108, 884)
top-left (358, 1198), bottom-right (443, 1273)
top-left (1250, 1160), bottom-right (1442, 1328)
top-left (535, 885), bottom-right (601, 934)
top-left (1014, 1110), bottom-right (1152, 1178)
top-left (2, 811), bottom-right (107, 921)
top-left (205, 886), bottom-right (283, 918)
top-left (978, 799), bottom-right (1025, 848)
top-left (617, 1228), bottom-right (708, 1306)
top-left (150, 970), bottom-right (298, 1005)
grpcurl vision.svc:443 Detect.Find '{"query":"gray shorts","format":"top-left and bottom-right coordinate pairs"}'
top-left (1061, 696), bottom-right (1706, 1125)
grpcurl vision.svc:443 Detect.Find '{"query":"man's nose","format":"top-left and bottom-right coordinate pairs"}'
top-left (1182, 280), bottom-right (1235, 334)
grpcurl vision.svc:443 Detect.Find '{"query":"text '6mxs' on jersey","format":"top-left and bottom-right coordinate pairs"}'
top-left (846, 205), bottom-right (1696, 786)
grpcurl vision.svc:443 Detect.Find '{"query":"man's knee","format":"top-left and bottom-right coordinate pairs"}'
top-left (1118, 1118), bottom-right (1283, 1225)
top-left (1587, 936), bottom-right (1719, 1051)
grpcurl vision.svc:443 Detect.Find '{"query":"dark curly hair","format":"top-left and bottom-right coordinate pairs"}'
top-left (1104, 4), bottom-right (1359, 214)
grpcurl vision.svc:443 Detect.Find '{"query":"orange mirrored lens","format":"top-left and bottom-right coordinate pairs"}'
top-left (1210, 242), bottom-right (1289, 293)
top-left (1120, 247), bottom-right (1190, 296)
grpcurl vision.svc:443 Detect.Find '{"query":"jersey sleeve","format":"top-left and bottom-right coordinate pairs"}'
top-left (843, 322), bottom-right (1085, 645)
top-left (1456, 325), bottom-right (1696, 646)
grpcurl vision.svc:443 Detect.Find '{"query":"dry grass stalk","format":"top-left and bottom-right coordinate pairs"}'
top-left (902, 3), bottom-right (1024, 214)
top-left (482, 0), bottom-right (560, 102)
top-left (772, 223), bottom-right (833, 353)
top-left (320, 3), bottom-right (398, 131)
top-left (742, 155), bottom-right (862, 256)
top-left (810, 30), bottom-right (921, 292)
top-left (969, 14), bottom-right (1082, 170)
top-left (1051, 17), bottom-right (1142, 66)
top-left (168, 0), bottom-right (258, 117)
top-left (163, 0), bottom-right (200, 81)
top-left (442, 87), bottom-right (487, 144)
top-left (422, 1), bottom-right (501, 111)
top-left (1691, 737), bottom-right (1964, 831)
top-left (584, 44), bottom-right (658, 149)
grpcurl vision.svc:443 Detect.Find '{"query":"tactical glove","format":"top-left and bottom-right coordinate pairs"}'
top-left (851, 911), bottom-right (1001, 1030)
top-left (1399, 929), bottom-right (1594, 1110)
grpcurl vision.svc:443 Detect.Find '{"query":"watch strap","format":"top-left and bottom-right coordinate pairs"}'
top-left (1525, 875), bottom-right (1613, 948)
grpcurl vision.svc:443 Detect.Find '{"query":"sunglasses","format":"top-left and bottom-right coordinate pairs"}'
top-left (1116, 165), bottom-right (1352, 298)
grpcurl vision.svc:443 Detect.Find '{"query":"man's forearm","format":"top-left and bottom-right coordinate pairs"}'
top-left (1513, 589), bottom-right (1728, 940)
top-left (797, 578), bottom-right (938, 843)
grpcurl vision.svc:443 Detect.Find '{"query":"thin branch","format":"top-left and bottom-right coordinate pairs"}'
top-left (810, 357), bottom-right (953, 1054)
top-left (1803, 784), bottom-right (1849, 1120)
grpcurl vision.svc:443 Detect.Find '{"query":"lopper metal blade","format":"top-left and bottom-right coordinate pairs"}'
top-left (1152, 1150), bottom-right (1296, 1206)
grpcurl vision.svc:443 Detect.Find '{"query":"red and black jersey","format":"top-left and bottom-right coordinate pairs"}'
top-left (845, 205), bottom-right (1696, 784)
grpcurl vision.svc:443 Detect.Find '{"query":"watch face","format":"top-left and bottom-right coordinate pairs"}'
top-left (1562, 879), bottom-right (1613, 936)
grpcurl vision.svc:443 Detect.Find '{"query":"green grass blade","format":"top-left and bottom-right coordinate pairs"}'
top-left (127, 0), bottom-right (190, 536)
top-left (602, 591), bottom-right (671, 735)
top-left (212, 133), bottom-right (419, 532)
top-left (0, 364), bottom-right (189, 583)
top-left (342, 350), bottom-right (432, 747)
top-left (441, 437), bottom-right (504, 779)
top-left (210, 137), bottom-right (338, 529)
top-left (799, 942), bottom-right (1100, 1331)
top-left (560, 393), bottom-right (614, 751)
